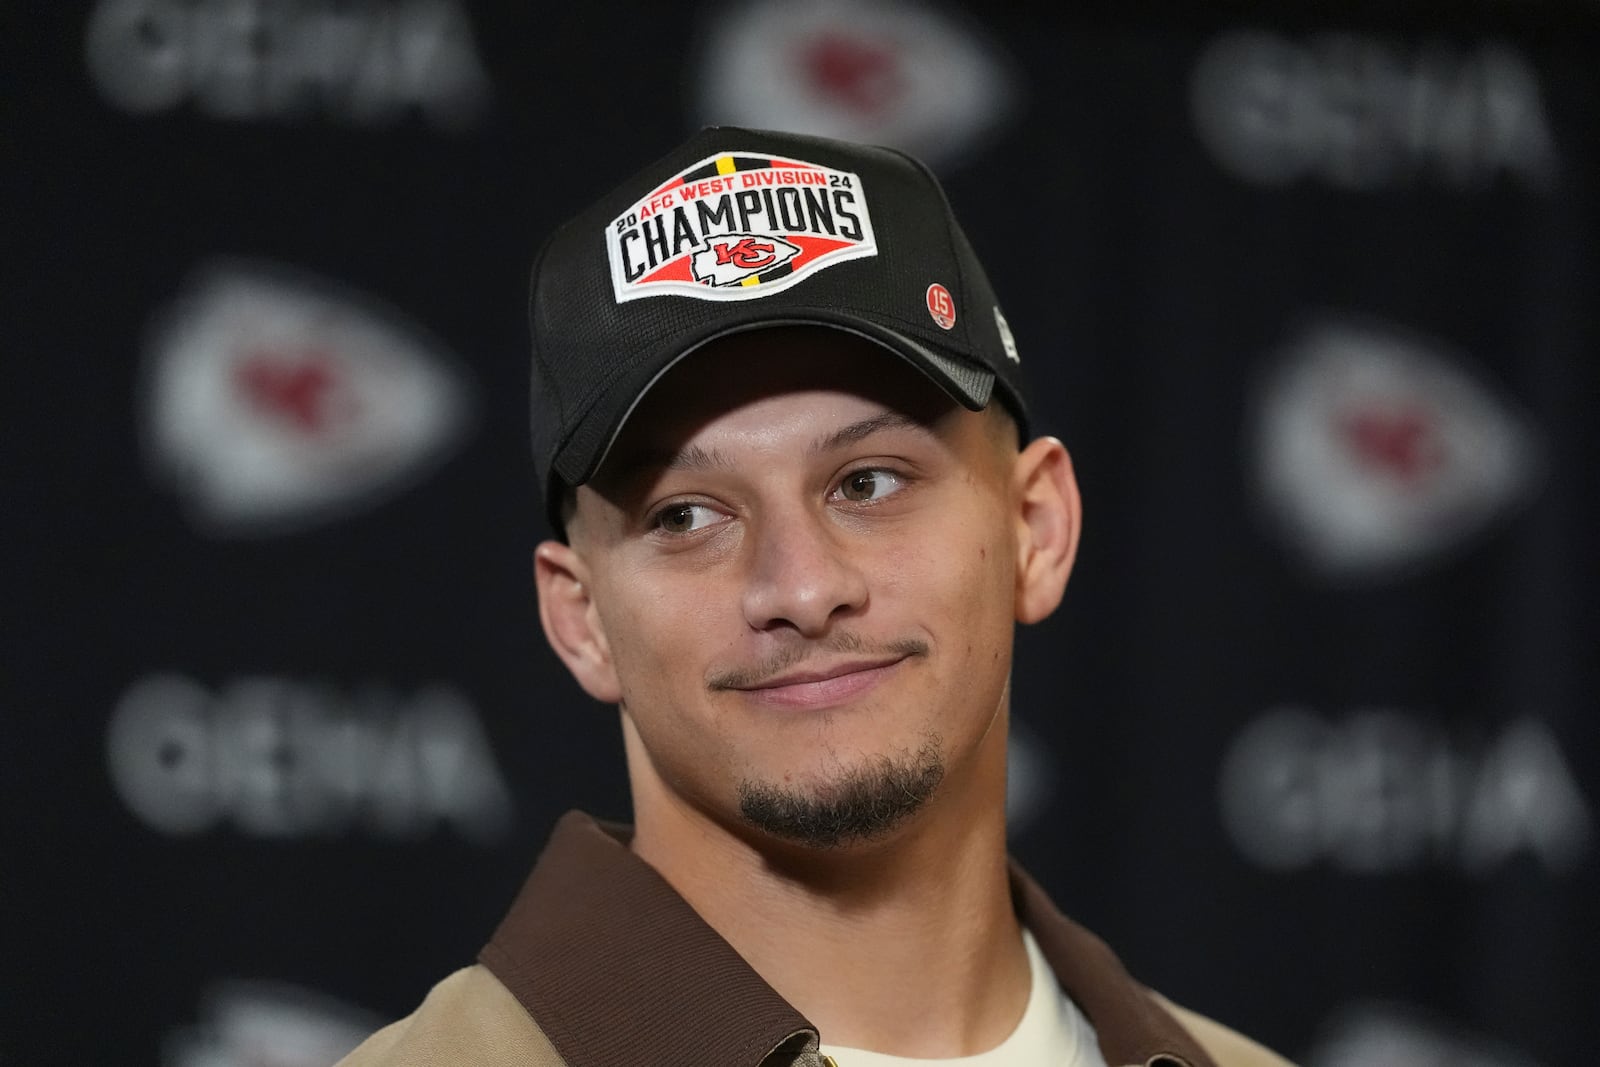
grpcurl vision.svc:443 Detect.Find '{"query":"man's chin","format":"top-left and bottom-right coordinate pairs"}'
top-left (734, 741), bottom-right (945, 850)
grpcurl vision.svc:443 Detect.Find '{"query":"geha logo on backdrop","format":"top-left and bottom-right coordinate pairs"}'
top-left (106, 673), bottom-right (514, 842)
top-left (165, 979), bottom-right (378, 1067)
top-left (1191, 30), bottom-right (1559, 190)
top-left (143, 260), bottom-right (473, 536)
top-left (696, 0), bottom-right (1015, 167)
top-left (1306, 1000), bottom-right (1549, 1067)
top-left (1253, 318), bottom-right (1541, 581)
top-left (84, 0), bottom-right (490, 128)
top-left (1220, 706), bottom-right (1593, 875)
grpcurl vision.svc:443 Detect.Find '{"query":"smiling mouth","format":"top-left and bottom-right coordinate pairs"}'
top-left (709, 635), bottom-right (929, 691)
top-left (742, 657), bottom-right (907, 690)
top-left (725, 656), bottom-right (913, 710)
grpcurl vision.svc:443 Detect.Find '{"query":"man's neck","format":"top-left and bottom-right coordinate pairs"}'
top-left (626, 725), bottom-right (1030, 1059)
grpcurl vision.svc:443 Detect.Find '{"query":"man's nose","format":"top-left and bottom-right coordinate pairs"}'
top-left (740, 508), bottom-right (869, 636)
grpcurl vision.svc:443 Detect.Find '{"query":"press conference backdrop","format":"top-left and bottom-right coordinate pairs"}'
top-left (4, 3), bottom-right (1596, 1064)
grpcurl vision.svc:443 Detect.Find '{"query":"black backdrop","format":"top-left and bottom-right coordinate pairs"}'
top-left (5, 4), bottom-right (1596, 1065)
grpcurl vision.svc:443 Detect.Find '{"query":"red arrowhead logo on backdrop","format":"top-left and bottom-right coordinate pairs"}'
top-left (1337, 405), bottom-right (1446, 485)
top-left (1254, 319), bottom-right (1541, 580)
top-left (232, 348), bottom-right (354, 432)
top-left (695, 0), bottom-right (1016, 168)
top-left (800, 32), bottom-right (907, 114)
top-left (144, 261), bottom-right (474, 535)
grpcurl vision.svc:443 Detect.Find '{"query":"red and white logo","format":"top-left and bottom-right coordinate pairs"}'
top-left (608, 152), bottom-right (877, 303)
top-left (696, 0), bottom-right (1015, 168)
top-left (926, 283), bottom-right (956, 329)
top-left (144, 261), bottom-right (473, 535)
top-left (1254, 319), bottom-right (1540, 579)
top-left (691, 232), bottom-right (802, 287)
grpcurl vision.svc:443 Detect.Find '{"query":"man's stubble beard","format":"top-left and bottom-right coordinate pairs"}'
top-left (736, 735), bottom-right (945, 849)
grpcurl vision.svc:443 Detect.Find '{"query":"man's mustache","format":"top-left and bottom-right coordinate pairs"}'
top-left (707, 632), bottom-right (929, 690)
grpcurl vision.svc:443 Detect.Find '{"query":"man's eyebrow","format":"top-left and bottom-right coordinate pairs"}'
top-left (809, 411), bottom-right (929, 455)
top-left (664, 442), bottom-right (735, 472)
top-left (612, 441), bottom-right (735, 480)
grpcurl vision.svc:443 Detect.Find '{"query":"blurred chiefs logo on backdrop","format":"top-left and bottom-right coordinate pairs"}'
top-left (143, 260), bottom-right (473, 536)
top-left (84, 0), bottom-right (491, 129)
top-left (1253, 319), bottom-right (1541, 580)
top-left (696, 0), bottom-right (1015, 168)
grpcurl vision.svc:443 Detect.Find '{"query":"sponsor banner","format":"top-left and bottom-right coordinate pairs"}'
top-left (84, 0), bottom-right (491, 129)
top-left (608, 152), bottom-right (877, 302)
top-left (1307, 1001), bottom-right (1549, 1067)
top-left (106, 673), bottom-right (515, 842)
top-left (1191, 30), bottom-right (1558, 191)
top-left (143, 260), bottom-right (474, 536)
top-left (1219, 707), bottom-right (1593, 875)
top-left (165, 979), bottom-right (377, 1067)
top-left (696, 0), bottom-right (1014, 168)
top-left (1253, 318), bottom-right (1541, 581)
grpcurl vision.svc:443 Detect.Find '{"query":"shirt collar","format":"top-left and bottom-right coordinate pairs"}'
top-left (1009, 861), bottom-right (1214, 1067)
top-left (481, 811), bottom-right (1214, 1067)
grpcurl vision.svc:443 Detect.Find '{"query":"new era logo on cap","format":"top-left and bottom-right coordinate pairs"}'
top-left (606, 151), bottom-right (878, 303)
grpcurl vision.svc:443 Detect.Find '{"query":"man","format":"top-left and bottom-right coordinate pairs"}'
top-left (340, 127), bottom-right (1291, 1067)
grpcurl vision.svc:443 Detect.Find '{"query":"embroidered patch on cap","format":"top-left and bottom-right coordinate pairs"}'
top-left (925, 283), bottom-right (956, 329)
top-left (607, 152), bottom-right (878, 303)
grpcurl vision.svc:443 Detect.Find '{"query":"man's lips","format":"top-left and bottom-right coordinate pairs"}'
top-left (727, 656), bottom-right (909, 709)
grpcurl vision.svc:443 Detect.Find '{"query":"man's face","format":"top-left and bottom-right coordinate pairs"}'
top-left (551, 327), bottom-right (1029, 848)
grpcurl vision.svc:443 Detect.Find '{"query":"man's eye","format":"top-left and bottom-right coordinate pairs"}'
top-left (652, 502), bottom-right (721, 534)
top-left (835, 469), bottom-right (903, 503)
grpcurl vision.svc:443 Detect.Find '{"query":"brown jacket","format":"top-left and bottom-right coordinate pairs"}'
top-left (340, 812), bottom-right (1293, 1067)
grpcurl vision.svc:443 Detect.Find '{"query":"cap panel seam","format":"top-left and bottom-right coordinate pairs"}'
top-left (880, 145), bottom-right (972, 349)
top-left (527, 238), bottom-right (566, 431)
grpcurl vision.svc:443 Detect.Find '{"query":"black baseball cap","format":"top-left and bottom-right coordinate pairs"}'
top-left (529, 125), bottom-right (1028, 528)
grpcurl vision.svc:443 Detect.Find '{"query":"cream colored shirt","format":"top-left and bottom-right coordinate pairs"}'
top-left (818, 928), bottom-right (1107, 1067)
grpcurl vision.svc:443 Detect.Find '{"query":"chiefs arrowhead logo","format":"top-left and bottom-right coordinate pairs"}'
top-left (690, 233), bottom-right (801, 287)
top-left (607, 151), bottom-right (877, 303)
top-left (695, 1), bottom-right (1015, 167)
top-left (1254, 319), bottom-right (1541, 580)
top-left (143, 261), bottom-right (474, 535)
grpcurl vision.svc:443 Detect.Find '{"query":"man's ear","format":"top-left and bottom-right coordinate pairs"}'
top-left (1012, 436), bottom-right (1082, 624)
top-left (534, 540), bottom-right (623, 703)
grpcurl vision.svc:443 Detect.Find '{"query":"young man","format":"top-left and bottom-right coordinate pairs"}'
top-left (340, 128), bottom-right (1291, 1067)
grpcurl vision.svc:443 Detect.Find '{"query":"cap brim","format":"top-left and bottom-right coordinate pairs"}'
top-left (551, 316), bottom-right (997, 489)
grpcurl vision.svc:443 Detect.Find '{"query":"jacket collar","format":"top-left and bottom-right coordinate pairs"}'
top-left (481, 811), bottom-right (1215, 1067)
